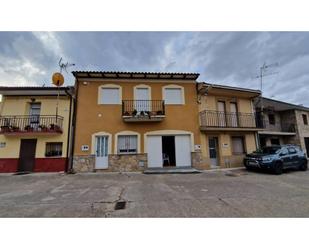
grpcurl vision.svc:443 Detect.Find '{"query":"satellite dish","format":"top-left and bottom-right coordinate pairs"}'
top-left (52, 72), bottom-right (64, 87)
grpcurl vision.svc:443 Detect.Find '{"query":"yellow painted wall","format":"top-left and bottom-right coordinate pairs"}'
top-left (199, 94), bottom-right (253, 113)
top-left (0, 96), bottom-right (71, 158)
top-left (200, 132), bottom-right (257, 168)
top-left (74, 79), bottom-right (201, 155)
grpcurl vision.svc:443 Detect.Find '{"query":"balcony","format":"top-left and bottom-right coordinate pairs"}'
top-left (122, 100), bottom-right (165, 122)
top-left (0, 115), bottom-right (63, 135)
top-left (200, 110), bottom-right (264, 131)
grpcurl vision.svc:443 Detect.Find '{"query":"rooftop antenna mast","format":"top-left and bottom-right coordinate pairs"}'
top-left (52, 58), bottom-right (75, 123)
top-left (255, 62), bottom-right (279, 111)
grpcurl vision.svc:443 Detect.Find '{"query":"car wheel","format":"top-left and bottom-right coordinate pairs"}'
top-left (245, 166), bottom-right (252, 171)
top-left (299, 160), bottom-right (308, 171)
top-left (273, 162), bottom-right (283, 175)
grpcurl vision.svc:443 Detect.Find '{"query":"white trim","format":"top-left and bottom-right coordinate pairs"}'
top-left (91, 131), bottom-right (112, 155)
top-left (133, 84), bottom-right (151, 100)
top-left (144, 130), bottom-right (194, 152)
top-left (114, 130), bottom-right (141, 154)
top-left (98, 84), bottom-right (122, 105)
top-left (162, 84), bottom-right (185, 105)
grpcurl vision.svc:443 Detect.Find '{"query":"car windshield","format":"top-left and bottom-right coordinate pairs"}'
top-left (262, 146), bottom-right (281, 154)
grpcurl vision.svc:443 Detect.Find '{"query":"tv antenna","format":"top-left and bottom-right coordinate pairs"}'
top-left (58, 57), bottom-right (75, 73)
top-left (255, 62), bottom-right (279, 111)
top-left (52, 58), bottom-right (75, 122)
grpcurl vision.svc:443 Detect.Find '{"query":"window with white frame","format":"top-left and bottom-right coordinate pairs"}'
top-left (231, 136), bottom-right (245, 155)
top-left (164, 88), bottom-right (183, 104)
top-left (117, 135), bottom-right (138, 154)
top-left (100, 87), bottom-right (120, 104)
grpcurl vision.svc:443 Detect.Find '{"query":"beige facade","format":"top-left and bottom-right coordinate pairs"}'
top-left (197, 83), bottom-right (261, 169)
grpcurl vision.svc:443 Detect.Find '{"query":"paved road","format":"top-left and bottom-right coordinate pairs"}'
top-left (0, 168), bottom-right (308, 217)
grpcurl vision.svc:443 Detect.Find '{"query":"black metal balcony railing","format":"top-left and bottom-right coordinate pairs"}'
top-left (0, 115), bottom-right (63, 134)
top-left (122, 100), bottom-right (165, 117)
top-left (200, 110), bottom-right (265, 128)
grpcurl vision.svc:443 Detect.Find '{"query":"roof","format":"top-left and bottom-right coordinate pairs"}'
top-left (0, 86), bottom-right (73, 96)
top-left (197, 82), bottom-right (261, 98)
top-left (257, 97), bottom-right (309, 112)
top-left (72, 71), bottom-right (200, 80)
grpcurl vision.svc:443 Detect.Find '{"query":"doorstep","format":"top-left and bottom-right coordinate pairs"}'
top-left (143, 166), bottom-right (201, 174)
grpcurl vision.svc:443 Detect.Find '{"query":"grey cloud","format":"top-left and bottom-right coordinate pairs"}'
top-left (0, 32), bottom-right (308, 106)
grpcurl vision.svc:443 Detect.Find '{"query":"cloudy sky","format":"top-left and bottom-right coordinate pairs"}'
top-left (0, 32), bottom-right (308, 106)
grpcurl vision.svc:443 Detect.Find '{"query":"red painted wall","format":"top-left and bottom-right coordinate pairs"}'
top-left (34, 158), bottom-right (67, 172)
top-left (0, 158), bottom-right (67, 173)
top-left (0, 159), bottom-right (18, 173)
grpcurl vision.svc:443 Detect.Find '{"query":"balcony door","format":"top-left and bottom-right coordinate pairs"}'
top-left (135, 88), bottom-right (150, 113)
top-left (217, 101), bottom-right (226, 127)
top-left (230, 102), bottom-right (239, 127)
top-left (29, 103), bottom-right (41, 129)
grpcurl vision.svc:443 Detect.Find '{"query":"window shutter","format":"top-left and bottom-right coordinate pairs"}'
top-left (101, 88), bottom-right (120, 104)
top-left (164, 88), bottom-right (183, 104)
top-left (232, 137), bottom-right (244, 154)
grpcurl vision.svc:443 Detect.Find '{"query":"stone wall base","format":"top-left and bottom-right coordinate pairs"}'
top-left (107, 154), bottom-right (147, 172)
top-left (73, 155), bottom-right (95, 172)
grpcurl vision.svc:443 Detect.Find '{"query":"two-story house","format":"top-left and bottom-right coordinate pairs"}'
top-left (197, 83), bottom-right (264, 168)
top-left (71, 71), bottom-right (203, 172)
top-left (255, 97), bottom-right (309, 156)
top-left (0, 86), bottom-right (74, 173)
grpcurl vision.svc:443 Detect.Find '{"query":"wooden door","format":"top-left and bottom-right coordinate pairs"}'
top-left (18, 139), bottom-right (37, 172)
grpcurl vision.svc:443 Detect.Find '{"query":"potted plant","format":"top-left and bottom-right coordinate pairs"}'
top-left (132, 109), bottom-right (137, 116)
top-left (1, 125), bottom-right (10, 133)
top-left (140, 111), bottom-right (145, 116)
top-left (39, 124), bottom-right (48, 132)
top-left (11, 126), bottom-right (20, 132)
top-left (25, 125), bottom-right (33, 131)
top-left (156, 110), bottom-right (164, 115)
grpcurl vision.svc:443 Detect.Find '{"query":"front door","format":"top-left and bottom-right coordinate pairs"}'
top-left (18, 139), bottom-right (37, 172)
top-left (95, 136), bottom-right (108, 169)
top-left (135, 88), bottom-right (150, 113)
top-left (209, 137), bottom-right (219, 167)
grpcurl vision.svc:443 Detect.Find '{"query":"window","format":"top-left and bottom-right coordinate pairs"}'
top-left (231, 136), bottom-right (245, 154)
top-left (270, 138), bottom-right (280, 145)
top-left (268, 114), bottom-right (275, 125)
top-left (45, 142), bottom-right (62, 157)
top-left (164, 88), bottom-right (183, 104)
top-left (288, 147), bottom-right (297, 154)
top-left (100, 87), bottom-right (120, 104)
top-left (302, 114), bottom-right (308, 125)
top-left (117, 135), bottom-right (137, 154)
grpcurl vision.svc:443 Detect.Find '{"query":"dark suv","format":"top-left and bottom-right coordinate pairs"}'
top-left (243, 145), bottom-right (308, 174)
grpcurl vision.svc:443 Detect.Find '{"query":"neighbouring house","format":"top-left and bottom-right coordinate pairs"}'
top-left (71, 71), bottom-right (203, 172)
top-left (197, 83), bottom-right (264, 168)
top-left (0, 86), bottom-right (74, 173)
top-left (255, 97), bottom-right (309, 156)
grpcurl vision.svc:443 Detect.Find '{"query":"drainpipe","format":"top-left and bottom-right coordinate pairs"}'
top-left (64, 87), bottom-right (73, 173)
top-left (67, 80), bottom-right (79, 173)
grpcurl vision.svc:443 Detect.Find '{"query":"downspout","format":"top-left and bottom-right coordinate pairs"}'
top-left (68, 79), bottom-right (79, 173)
top-left (64, 87), bottom-right (73, 173)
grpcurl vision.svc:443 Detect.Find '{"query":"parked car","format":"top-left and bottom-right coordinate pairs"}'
top-left (243, 145), bottom-right (308, 174)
